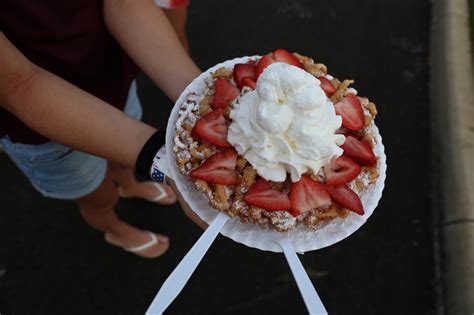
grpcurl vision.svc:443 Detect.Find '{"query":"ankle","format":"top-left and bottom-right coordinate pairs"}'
top-left (117, 181), bottom-right (140, 193)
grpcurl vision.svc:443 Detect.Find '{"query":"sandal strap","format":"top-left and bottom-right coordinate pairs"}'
top-left (146, 182), bottom-right (168, 202)
top-left (124, 231), bottom-right (159, 253)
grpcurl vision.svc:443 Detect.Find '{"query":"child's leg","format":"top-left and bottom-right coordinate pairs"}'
top-left (108, 161), bottom-right (176, 205)
top-left (0, 136), bottom-right (169, 258)
top-left (76, 168), bottom-right (169, 258)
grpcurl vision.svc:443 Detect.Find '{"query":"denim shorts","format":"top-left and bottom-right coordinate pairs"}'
top-left (0, 80), bottom-right (143, 200)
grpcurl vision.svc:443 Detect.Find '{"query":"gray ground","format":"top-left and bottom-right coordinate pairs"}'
top-left (0, 1), bottom-right (436, 314)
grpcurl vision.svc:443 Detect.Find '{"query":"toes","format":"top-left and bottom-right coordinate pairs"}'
top-left (142, 237), bottom-right (170, 258)
top-left (157, 234), bottom-right (170, 243)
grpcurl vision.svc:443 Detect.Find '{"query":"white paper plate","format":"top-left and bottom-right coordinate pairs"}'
top-left (165, 56), bottom-right (387, 253)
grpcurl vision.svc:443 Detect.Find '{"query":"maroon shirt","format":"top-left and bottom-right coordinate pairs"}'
top-left (0, 1), bottom-right (139, 144)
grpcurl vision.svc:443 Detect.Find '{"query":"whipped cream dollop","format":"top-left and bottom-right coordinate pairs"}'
top-left (227, 62), bottom-right (345, 182)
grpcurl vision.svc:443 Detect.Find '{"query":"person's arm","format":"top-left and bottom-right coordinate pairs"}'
top-left (162, 6), bottom-right (190, 53)
top-left (103, 0), bottom-right (200, 102)
top-left (0, 32), bottom-right (155, 168)
top-left (103, 1), bottom-right (210, 228)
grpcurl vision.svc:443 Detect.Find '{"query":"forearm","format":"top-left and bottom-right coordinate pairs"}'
top-left (0, 33), bottom-right (155, 168)
top-left (104, 0), bottom-right (201, 102)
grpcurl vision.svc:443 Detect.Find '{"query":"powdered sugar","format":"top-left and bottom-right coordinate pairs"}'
top-left (175, 96), bottom-right (196, 130)
top-left (268, 211), bottom-right (297, 230)
top-left (349, 171), bottom-right (370, 194)
top-left (347, 87), bottom-right (358, 95)
top-left (224, 186), bottom-right (233, 198)
top-left (172, 92), bottom-right (206, 165)
top-left (239, 185), bottom-right (249, 194)
top-left (177, 150), bottom-right (191, 160)
top-left (362, 106), bottom-right (371, 117)
top-left (173, 134), bottom-right (188, 150)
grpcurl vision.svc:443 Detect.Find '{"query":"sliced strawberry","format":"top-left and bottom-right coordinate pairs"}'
top-left (334, 94), bottom-right (365, 131)
top-left (211, 79), bottom-right (240, 109)
top-left (242, 77), bottom-right (256, 90)
top-left (189, 149), bottom-right (240, 185)
top-left (192, 109), bottom-right (232, 148)
top-left (317, 76), bottom-right (337, 96)
top-left (256, 54), bottom-right (275, 78)
top-left (326, 185), bottom-right (364, 215)
top-left (323, 156), bottom-right (361, 186)
top-left (233, 64), bottom-right (257, 88)
top-left (341, 136), bottom-right (377, 166)
top-left (243, 178), bottom-right (291, 211)
top-left (289, 175), bottom-right (331, 216)
top-left (273, 49), bottom-right (304, 68)
top-left (256, 49), bottom-right (304, 79)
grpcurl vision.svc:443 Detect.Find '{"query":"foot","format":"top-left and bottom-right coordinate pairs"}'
top-left (118, 181), bottom-right (177, 205)
top-left (104, 228), bottom-right (170, 259)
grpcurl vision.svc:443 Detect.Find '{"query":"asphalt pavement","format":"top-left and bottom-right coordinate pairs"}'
top-left (0, 1), bottom-right (436, 314)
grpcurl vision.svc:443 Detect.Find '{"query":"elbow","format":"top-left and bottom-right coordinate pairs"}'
top-left (0, 65), bottom-right (41, 115)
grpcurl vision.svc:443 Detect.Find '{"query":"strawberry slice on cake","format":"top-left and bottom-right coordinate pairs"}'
top-left (341, 136), bottom-right (377, 166)
top-left (323, 156), bottom-right (361, 186)
top-left (334, 94), bottom-right (365, 131)
top-left (192, 109), bottom-right (232, 148)
top-left (256, 49), bottom-right (304, 78)
top-left (326, 184), bottom-right (364, 215)
top-left (242, 77), bottom-right (256, 90)
top-left (273, 49), bottom-right (304, 68)
top-left (189, 149), bottom-right (240, 185)
top-left (255, 55), bottom-right (275, 78)
top-left (243, 178), bottom-right (291, 211)
top-left (211, 78), bottom-right (240, 109)
top-left (317, 76), bottom-right (337, 96)
top-left (233, 63), bottom-right (257, 89)
top-left (289, 175), bottom-right (332, 217)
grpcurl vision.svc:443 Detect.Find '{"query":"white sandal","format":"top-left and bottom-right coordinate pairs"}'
top-left (123, 231), bottom-right (158, 253)
top-left (145, 182), bottom-right (170, 202)
top-left (105, 231), bottom-right (169, 258)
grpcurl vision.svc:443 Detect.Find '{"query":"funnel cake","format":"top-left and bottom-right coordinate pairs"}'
top-left (173, 49), bottom-right (380, 231)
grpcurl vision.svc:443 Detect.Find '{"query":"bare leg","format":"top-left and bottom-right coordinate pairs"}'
top-left (108, 161), bottom-right (177, 204)
top-left (76, 169), bottom-right (169, 258)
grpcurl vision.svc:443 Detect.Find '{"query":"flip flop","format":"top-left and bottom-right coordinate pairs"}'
top-left (105, 231), bottom-right (170, 259)
top-left (118, 182), bottom-right (177, 205)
